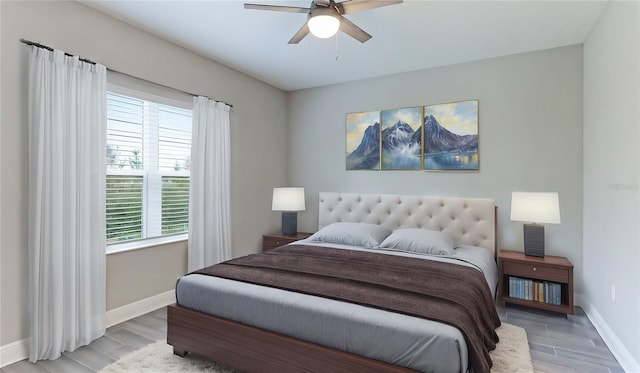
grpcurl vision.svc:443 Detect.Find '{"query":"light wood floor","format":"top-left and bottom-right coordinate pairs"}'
top-left (2, 304), bottom-right (624, 373)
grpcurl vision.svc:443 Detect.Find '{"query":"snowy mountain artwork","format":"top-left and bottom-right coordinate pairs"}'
top-left (346, 100), bottom-right (479, 171)
top-left (346, 111), bottom-right (381, 170)
top-left (423, 100), bottom-right (479, 170)
top-left (381, 107), bottom-right (423, 170)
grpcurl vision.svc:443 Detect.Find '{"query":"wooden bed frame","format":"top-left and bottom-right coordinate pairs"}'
top-left (167, 304), bottom-right (416, 372)
top-left (167, 193), bottom-right (497, 372)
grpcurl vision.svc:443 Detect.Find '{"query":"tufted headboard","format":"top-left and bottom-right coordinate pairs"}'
top-left (318, 192), bottom-right (497, 254)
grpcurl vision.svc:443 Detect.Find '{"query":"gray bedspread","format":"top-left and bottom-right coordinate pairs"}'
top-left (175, 242), bottom-right (498, 373)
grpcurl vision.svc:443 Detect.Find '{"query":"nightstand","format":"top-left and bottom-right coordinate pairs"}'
top-left (262, 232), bottom-right (313, 252)
top-left (499, 250), bottom-right (574, 315)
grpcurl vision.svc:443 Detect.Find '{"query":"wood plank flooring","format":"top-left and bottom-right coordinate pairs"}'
top-left (2, 304), bottom-right (624, 373)
top-left (498, 304), bottom-right (624, 373)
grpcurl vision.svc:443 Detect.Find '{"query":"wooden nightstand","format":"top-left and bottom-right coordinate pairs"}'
top-left (262, 232), bottom-right (313, 252)
top-left (499, 250), bottom-right (574, 315)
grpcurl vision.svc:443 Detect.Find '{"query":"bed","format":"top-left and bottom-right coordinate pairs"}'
top-left (167, 192), bottom-right (500, 373)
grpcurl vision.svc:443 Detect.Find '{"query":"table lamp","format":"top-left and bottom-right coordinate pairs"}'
top-left (272, 187), bottom-right (305, 235)
top-left (510, 192), bottom-right (561, 257)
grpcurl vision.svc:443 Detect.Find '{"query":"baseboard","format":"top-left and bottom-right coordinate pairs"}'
top-left (106, 289), bottom-right (175, 327)
top-left (576, 293), bottom-right (640, 373)
top-left (0, 338), bottom-right (29, 368)
top-left (0, 290), bottom-right (175, 368)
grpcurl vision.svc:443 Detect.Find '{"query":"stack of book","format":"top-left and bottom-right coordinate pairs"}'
top-left (507, 276), bottom-right (562, 305)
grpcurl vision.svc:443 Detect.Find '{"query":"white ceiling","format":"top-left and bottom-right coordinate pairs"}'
top-left (82, 0), bottom-right (607, 91)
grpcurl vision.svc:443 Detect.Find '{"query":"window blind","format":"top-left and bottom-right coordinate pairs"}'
top-left (106, 92), bottom-right (192, 244)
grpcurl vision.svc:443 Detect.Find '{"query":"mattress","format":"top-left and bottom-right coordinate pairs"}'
top-left (176, 241), bottom-right (498, 373)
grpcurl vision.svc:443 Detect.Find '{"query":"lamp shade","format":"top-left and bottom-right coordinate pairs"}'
top-left (308, 7), bottom-right (340, 39)
top-left (510, 192), bottom-right (561, 224)
top-left (272, 187), bottom-right (306, 212)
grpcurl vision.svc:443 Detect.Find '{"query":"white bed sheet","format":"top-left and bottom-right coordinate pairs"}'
top-left (176, 242), bottom-right (498, 373)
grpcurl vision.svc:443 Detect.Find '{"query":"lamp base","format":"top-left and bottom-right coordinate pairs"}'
top-left (281, 212), bottom-right (298, 235)
top-left (523, 223), bottom-right (545, 257)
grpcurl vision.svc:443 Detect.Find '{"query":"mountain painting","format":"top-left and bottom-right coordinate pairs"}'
top-left (423, 100), bottom-right (479, 171)
top-left (346, 111), bottom-right (381, 170)
top-left (381, 107), bottom-right (423, 170)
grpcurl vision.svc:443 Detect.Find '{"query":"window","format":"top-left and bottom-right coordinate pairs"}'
top-left (106, 90), bottom-right (192, 245)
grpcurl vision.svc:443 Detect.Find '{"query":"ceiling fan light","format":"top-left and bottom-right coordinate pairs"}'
top-left (308, 15), bottom-right (340, 39)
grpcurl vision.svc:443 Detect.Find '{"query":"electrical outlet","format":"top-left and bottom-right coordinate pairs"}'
top-left (611, 284), bottom-right (616, 302)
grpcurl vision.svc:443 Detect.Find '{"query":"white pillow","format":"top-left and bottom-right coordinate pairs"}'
top-left (378, 228), bottom-right (456, 256)
top-left (308, 222), bottom-right (392, 248)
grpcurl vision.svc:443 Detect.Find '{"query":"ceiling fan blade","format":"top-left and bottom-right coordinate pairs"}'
top-left (336, 0), bottom-right (402, 15)
top-left (288, 23), bottom-right (310, 44)
top-left (244, 3), bottom-right (310, 13)
top-left (338, 16), bottom-right (372, 43)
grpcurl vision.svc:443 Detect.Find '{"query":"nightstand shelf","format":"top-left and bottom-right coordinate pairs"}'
top-left (262, 232), bottom-right (313, 252)
top-left (499, 250), bottom-right (574, 315)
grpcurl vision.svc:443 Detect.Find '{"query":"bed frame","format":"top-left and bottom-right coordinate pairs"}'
top-left (167, 192), bottom-right (497, 372)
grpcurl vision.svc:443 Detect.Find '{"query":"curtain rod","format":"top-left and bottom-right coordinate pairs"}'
top-left (20, 38), bottom-right (233, 109)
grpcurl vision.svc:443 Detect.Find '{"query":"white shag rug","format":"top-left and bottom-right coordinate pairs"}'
top-left (100, 323), bottom-right (533, 373)
top-left (490, 323), bottom-right (535, 373)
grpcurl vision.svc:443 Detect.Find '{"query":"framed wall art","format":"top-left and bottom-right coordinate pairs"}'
top-left (381, 107), bottom-right (423, 170)
top-left (345, 111), bottom-right (381, 170)
top-left (423, 100), bottom-right (479, 171)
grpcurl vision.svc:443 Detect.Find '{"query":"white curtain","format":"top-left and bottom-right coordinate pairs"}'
top-left (188, 96), bottom-right (232, 271)
top-left (27, 47), bottom-right (107, 361)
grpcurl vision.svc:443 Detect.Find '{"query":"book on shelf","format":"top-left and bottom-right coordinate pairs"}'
top-left (507, 276), bottom-right (562, 305)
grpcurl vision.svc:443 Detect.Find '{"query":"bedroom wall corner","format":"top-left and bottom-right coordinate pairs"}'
top-left (582, 1), bottom-right (640, 371)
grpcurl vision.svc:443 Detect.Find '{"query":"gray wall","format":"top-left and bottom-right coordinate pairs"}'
top-left (288, 46), bottom-right (584, 288)
top-left (0, 0), bottom-right (287, 346)
top-left (583, 0), bottom-right (640, 365)
top-left (106, 242), bottom-right (187, 310)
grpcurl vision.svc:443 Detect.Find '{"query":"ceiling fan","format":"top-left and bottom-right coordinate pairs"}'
top-left (244, 0), bottom-right (403, 44)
